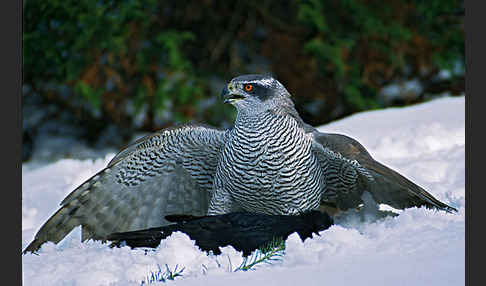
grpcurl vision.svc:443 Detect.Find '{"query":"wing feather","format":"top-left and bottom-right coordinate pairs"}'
top-left (311, 131), bottom-right (457, 213)
top-left (23, 124), bottom-right (227, 254)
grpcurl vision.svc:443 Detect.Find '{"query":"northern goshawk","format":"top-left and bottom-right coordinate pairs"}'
top-left (23, 74), bottom-right (456, 253)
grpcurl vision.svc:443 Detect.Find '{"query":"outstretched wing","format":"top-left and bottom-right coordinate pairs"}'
top-left (23, 124), bottom-right (228, 254)
top-left (310, 131), bottom-right (457, 213)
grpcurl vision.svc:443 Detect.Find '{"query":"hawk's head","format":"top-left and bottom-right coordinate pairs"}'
top-left (221, 74), bottom-right (292, 114)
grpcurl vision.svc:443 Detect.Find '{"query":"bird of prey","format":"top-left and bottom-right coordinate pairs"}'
top-left (107, 210), bottom-right (333, 256)
top-left (23, 74), bottom-right (456, 254)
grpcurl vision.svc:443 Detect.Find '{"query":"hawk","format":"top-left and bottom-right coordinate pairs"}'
top-left (23, 74), bottom-right (456, 253)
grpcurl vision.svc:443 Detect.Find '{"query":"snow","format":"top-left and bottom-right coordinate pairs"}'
top-left (22, 96), bottom-right (465, 286)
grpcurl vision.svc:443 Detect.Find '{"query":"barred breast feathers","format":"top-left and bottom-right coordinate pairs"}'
top-left (214, 112), bottom-right (324, 215)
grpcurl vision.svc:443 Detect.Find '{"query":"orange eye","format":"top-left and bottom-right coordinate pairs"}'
top-left (244, 84), bottom-right (253, 92)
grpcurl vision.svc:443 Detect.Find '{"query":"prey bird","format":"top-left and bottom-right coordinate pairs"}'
top-left (107, 210), bottom-right (333, 256)
top-left (23, 74), bottom-right (456, 254)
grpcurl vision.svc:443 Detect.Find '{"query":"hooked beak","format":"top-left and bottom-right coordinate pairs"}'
top-left (221, 84), bottom-right (245, 104)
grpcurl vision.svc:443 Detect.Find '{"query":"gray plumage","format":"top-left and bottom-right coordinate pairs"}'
top-left (23, 74), bottom-right (456, 254)
top-left (210, 107), bottom-right (324, 215)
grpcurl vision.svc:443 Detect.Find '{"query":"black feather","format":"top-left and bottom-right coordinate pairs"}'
top-left (107, 211), bottom-right (333, 256)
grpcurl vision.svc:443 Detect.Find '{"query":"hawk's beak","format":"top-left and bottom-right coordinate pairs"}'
top-left (221, 84), bottom-right (245, 104)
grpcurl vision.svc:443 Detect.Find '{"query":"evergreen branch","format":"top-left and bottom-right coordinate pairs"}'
top-left (234, 237), bottom-right (286, 272)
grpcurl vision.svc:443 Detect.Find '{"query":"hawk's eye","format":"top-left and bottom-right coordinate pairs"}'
top-left (244, 84), bottom-right (254, 92)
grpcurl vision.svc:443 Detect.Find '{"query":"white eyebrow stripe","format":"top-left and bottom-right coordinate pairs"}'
top-left (241, 78), bottom-right (275, 87)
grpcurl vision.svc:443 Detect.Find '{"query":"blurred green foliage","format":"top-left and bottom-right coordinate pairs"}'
top-left (297, 0), bottom-right (463, 112)
top-left (24, 0), bottom-right (209, 131)
top-left (23, 0), bottom-right (464, 151)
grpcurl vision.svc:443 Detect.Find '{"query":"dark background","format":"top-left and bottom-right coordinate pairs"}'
top-left (22, 0), bottom-right (465, 162)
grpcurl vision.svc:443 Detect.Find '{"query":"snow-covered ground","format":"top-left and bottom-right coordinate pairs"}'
top-left (22, 96), bottom-right (465, 286)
